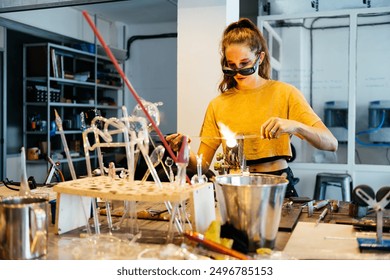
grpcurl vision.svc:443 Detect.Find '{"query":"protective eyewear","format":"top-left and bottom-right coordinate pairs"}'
top-left (222, 55), bottom-right (260, 77)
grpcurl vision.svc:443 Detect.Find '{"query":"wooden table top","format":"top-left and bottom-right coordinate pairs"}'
top-left (53, 176), bottom-right (211, 202)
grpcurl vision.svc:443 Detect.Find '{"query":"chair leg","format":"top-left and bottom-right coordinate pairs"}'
top-left (314, 177), bottom-right (321, 200)
top-left (319, 182), bottom-right (327, 200)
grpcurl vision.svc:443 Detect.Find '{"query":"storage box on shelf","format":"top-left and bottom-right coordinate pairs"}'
top-left (23, 42), bottom-right (124, 180)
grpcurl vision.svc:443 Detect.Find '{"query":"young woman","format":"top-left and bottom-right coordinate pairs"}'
top-left (167, 18), bottom-right (337, 197)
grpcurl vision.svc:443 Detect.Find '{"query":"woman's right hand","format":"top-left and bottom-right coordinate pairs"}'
top-left (166, 133), bottom-right (185, 152)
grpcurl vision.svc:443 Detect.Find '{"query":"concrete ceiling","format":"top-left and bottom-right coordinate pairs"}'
top-left (0, 0), bottom-right (260, 26)
top-left (79, 0), bottom-right (260, 25)
top-left (77, 0), bottom-right (177, 24)
top-left (0, 0), bottom-right (177, 25)
top-left (1, 0), bottom-right (389, 26)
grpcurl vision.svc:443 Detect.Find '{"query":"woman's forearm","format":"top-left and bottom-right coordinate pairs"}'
top-left (295, 122), bottom-right (338, 152)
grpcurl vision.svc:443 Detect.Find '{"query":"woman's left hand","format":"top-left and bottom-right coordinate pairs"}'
top-left (260, 117), bottom-right (297, 139)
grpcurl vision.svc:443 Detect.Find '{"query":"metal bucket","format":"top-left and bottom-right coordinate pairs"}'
top-left (215, 174), bottom-right (288, 251)
top-left (0, 196), bottom-right (49, 259)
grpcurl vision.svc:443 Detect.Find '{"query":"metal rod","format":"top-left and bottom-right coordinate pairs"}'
top-left (82, 10), bottom-right (191, 185)
top-left (54, 109), bottom-right (77, 180)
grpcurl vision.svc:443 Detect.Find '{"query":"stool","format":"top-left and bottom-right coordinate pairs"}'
top-left (313, 173), bottom-right (353, 201)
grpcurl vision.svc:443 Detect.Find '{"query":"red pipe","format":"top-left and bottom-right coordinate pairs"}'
top-left (82, 10), bottom-right (191, 184)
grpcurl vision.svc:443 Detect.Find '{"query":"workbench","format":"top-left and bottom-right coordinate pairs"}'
top-left (48, 197), bottom-right (390, 260)
top-left (1, 183), bottom-right (390, 260)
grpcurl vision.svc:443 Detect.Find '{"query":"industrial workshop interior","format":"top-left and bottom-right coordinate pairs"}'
top-left (1, 0), bottom-right (390, 267)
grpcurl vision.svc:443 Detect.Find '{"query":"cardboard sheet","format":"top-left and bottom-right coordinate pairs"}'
top-left (283, 222), bottom-right (390, 259)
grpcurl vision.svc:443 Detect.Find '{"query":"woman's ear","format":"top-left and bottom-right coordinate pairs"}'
top-left (259, 51), bottom-right (266, 64)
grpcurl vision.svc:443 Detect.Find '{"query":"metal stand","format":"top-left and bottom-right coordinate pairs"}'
top-left (354, 185), bottom-right (390, 251)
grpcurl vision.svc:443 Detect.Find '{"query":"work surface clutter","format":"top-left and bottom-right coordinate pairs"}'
top-left (1, 180), bottom-right (390, 261)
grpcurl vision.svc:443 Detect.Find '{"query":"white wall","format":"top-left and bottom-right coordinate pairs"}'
top-left (124, 22), bottom-right (177, 135)
top-left (1, 8), bottom-right (91, 42)
top-left (177, 0), bottom-right (239, 154)
top-left (0, 8), bottom-right (124, 47)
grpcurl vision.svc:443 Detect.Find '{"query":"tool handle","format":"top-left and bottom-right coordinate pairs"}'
top-left (313, 200), bottom-right (329, 210)
top-left (184, 231), bottom-right (251, 260)
top-left (315, 208), bottom-right (328, 227)
top-left (319, 208), bottom-right (328, 219)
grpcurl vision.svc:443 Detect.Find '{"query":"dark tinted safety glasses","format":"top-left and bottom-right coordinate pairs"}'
top-left (222, 55), bottom-right (260, 77)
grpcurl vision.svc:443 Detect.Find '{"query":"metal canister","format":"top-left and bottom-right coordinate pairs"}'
top-left (0, 196), bottom-right (49, 259)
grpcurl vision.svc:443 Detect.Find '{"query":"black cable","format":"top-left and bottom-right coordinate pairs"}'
top-left (2, 178), bottom-right (20, 191)
top-left (2, 176), bottom-right (43, 191)
top-left (125, 33), bottom-right (177, 60)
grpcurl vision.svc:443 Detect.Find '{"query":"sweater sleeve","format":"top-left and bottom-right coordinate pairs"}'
top-left (288, 85), bottom-right (322, 127)
top-left (199, 102), bottom-right (221, 151)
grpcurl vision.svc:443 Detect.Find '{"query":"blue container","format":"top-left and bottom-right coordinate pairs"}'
top-left (72, 43), bottom-right (95, 54)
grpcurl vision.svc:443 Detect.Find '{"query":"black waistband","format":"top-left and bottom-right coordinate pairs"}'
top-left (255, 167), bottom-right (290, 176)
top-left (246, 156), bottom-right (286, 165)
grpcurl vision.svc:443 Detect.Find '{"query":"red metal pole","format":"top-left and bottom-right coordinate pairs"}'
top-left (82, 10), bottom-right (191, 184)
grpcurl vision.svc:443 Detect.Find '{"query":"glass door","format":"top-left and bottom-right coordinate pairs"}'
top-left (0, 52), bottom-right (3, 180)
top-left (355, 12), bottom-right (390, 165)
top-left (259, 15), bottom-right (350, 164)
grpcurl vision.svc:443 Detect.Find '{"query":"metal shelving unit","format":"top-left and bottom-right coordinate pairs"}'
top-left (22, 42), bottom-right (124, 180)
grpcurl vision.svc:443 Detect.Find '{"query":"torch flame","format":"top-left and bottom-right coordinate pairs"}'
top-left (218, 122), bottom-right (237, 148)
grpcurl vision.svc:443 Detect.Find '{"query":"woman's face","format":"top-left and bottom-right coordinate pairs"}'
top-left (225, 43), bottom-right (262, 89)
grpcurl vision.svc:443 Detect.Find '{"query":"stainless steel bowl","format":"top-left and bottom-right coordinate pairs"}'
top-left (215, 174), bottom-right (288, 251)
